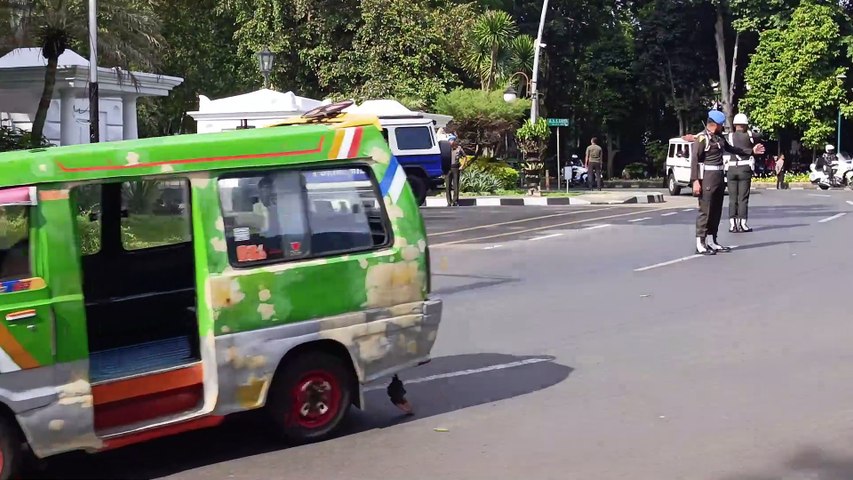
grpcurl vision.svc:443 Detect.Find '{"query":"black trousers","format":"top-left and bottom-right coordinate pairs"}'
top-left (588, 163), bottom-right (603, 189)
top-left (696, 170), bottom-right (725, 238)
top-left (726, 165), bottom-right (752, 219)
top-left (445, 165), bottom-right (460, 206)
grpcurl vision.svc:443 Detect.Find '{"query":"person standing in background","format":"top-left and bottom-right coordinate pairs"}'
top-left (585, 137), bottom-right (604, 191)
top-left (776, 154), bottom-right (786, 190)
top-left (445, 135), bottom-right (463, 207)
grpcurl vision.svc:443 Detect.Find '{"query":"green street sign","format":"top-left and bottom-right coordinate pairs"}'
top-left (547, 118), bottom-right (570, 127)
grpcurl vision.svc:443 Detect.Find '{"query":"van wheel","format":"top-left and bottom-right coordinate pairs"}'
top-left (0, 417), bottom-right (22, 480)
top-left (408, 176), bottom-right (428, 206)
top-left (668, 173), bottom-right (681, 196)
top-left (267, 352), bottom-right (352, 443)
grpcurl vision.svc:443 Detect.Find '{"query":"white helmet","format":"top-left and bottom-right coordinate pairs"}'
top-left (826, 144), bottom-right (836, 153)
top-left (733, 113), bottom-right (749, 125)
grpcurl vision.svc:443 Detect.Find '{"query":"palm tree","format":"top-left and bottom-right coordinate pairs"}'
top-left (504, 34), bottom-right (535, 95)
top-left (0, 0), bottom-right (164, 146)
top-left (464, 10), bottom-right (517, 91)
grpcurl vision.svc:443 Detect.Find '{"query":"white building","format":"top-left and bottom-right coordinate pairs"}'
top-left (0, 48), bottom-right (183, 146)
top-left (188, 89), bottom-right (330, 133)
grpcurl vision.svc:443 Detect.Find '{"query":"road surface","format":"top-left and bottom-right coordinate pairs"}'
top-left (35, 190), bottom-right (853, 480)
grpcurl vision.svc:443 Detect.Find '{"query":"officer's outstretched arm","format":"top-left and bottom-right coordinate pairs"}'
top-left (722, 136), bottom-right (754, 156)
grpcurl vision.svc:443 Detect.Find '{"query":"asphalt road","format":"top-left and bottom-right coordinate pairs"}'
top-left (35, 190), bottom-right (853, 480)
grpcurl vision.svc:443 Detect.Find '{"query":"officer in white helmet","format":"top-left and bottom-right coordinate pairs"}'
top-left (818, 144), bottom-right (837, 183)
top-left (726, 113), bottom-right (761, 232)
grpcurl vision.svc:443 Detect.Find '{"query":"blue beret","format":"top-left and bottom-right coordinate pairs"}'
top-left (708, 110), bottom-right (726, 125)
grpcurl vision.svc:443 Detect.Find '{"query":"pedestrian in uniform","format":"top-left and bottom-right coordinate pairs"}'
top-left (775, 154), bottom-right (786, 190)
top-left (585, 137), bottom-right (604, 191)
top-left (445, 134), bottom-right (463, 206)
top-left (726, 113), bottom-right (759, 233)
top-left (686, 110), bottom-right (765, 255)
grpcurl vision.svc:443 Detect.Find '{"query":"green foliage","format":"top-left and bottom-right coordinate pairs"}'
top-left (435, 88), bottom-right (527, 156)
top-left (464, 157), bottom-right (520, 189)
top-left (0, 126), bottom-right (51, 152)
top-left (621, 162), bottom-right (647, 179)
top-left (741, 2), bottom-right (852, 147)
top-left (643, 138), bottom-right (668, 176)
top-left (516, 118), bottom-right (550, 156)
top-left (460, 169), bottom-right (502, 194)
top-left (465, 10), bottom-right (518, 91)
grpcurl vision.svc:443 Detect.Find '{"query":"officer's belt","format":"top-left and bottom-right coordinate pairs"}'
top-left (702, 165), bottom-right (724, 171)
top-left (729, 160), bottom-right (752, 167)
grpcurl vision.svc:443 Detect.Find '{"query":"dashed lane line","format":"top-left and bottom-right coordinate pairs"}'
top-left (429, 207), bottom-right (616, 237)
top-left (818, 213), bottom-right (847, 223)
top-left (529, 233), bottom-right (563, 242)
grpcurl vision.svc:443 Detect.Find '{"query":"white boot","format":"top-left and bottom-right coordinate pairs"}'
top-left (696, 237), bottom-right (715, 255)
top-left (739, 218), bottom-right (752, 232)
top-left (729, 218), bottom-right (738, 233)
top-left (706, 235), bottom-right (731, 252)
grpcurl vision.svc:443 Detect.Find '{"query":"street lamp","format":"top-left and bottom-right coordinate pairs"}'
top-left (529, 0), bottom-right (550, 123)
top-left (257, 47), bottom-right (275, 90)
top-left (503, 71), bottom-right (531, 104)
top-left (836, 72), bottom-right (846, 153)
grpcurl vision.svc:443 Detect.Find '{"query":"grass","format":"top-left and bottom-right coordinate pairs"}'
top-left (753, 172), bottom-right (811, 184)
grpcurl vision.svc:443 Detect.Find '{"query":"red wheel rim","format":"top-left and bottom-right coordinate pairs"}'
top-left (289, 370), bottom-right (342, 429)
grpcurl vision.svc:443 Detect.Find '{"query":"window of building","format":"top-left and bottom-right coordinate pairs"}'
top-left (0, 205), bottom-right (30, 281)
top-left (218, 166), bottom-right (390, 267)
top-left (120, 180), bottom-right (192, 251)
top-left (394, 126), bottom-right (434, 151)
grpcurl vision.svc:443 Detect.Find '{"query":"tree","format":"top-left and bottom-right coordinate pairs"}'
top-left (465, 10), bottom-right (518, 91)
top-left (434, 88), bottom-right (527, 157)
top-left (0, 0), bottom-right (165, 146)
top-left (741, 1), bottom-right (852, 147)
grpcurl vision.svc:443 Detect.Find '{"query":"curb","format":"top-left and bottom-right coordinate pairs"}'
top-left (424, 193), bottom-right (665, 207)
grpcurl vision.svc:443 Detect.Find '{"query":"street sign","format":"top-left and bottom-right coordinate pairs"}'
top-left (547, 118), bottom-right (570, 127)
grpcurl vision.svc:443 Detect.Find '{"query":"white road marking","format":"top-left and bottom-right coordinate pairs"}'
top-left (682, 209), bottom-right (694, 212)
top-left (362, 357), bottom-right (553, 392)
top-left (529, 233), bottom-right (563, 242)
top-left (819, 213), bottom-right (847, 223)
top-left (582, 224), bottom-right (612, 230)
top-left (634, 247), bottom-right (740, 272)
top-left (846, 200), bottom-right (853, 206)
top-left (430, 207), bottom-right (615, 237)
top-left (629, 217), bottom-right (652, 223)
top-left (809, 194), bottom-right (832, 198)
top-left (661, 212), bottom-right (678, 217)
top-left (483, 244), bottom-right (503, 250)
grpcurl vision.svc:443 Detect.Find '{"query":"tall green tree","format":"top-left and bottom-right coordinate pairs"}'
top-left (741, 1), bottom-right (852, 147)
top-left (465, 9), bottom-right (518, 91)
top-left (0, 0), bottom-right (164, 145)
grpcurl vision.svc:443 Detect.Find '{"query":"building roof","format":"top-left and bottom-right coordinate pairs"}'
top-left (0, 48), bottom-right (89, 68)
top-left (188, 89), bottom-right (328, 120)
top-left (0, 115), bottom-right (384, 188)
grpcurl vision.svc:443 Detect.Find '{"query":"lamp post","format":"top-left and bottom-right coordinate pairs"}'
top-left (257, 47), bottom-right (275, 90)
top-left (836, 73), bottom-right (846, 153)
top-left (529, 0), bottom-right (549, 123)
top-left (503, 71), bottom-right (531, 104)
top-left (88, 0), bottom-right (99, 143)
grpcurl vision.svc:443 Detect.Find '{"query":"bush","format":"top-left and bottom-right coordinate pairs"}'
top-left (621, 162), bottom-right (648, 179)
top-left (460, 169), bottom-right (502, 194)
top-left (0, 125), bottom-right (51, 152)
top-left (464, 157), bottom-right (520, 189)
top-left (434, 89), bottom-right (528, 156)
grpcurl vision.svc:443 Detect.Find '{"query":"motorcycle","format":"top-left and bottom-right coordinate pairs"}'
top-left (809, 152), bottom-right (853, 190)
top-left (564, 158), bottom-right (589, 187)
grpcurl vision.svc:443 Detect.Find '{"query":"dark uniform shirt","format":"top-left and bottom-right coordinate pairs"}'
top-left (728, 131), bottom-right (759, 161)
top-left (690, 130), bottom-right (754, 182)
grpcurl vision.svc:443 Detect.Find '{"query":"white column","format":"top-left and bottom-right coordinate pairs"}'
top-left (59, 89), bottom-right (75, 146)
top-left (122, 95), bottom-right (138, 140)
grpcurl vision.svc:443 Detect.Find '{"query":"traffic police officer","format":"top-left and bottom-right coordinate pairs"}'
top-left (689, 110), bottom-right (765, 255)
top-left (726, 113), bottom-right (760, 233)
top-left (445, 134), bottom-right (462, 206)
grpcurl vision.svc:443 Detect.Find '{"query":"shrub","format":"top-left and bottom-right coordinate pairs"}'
top-left (464, 157), bottom-right (520, 189)
top-left (0, 125), bottom-right (51, 152)
top-left (460, 169), bottom-right (502, 194)
top-left (622, 162), bottom-right (648, 179)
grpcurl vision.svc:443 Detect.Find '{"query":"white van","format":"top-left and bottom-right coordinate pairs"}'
top-left (665, 137), bottom-right (728, 196)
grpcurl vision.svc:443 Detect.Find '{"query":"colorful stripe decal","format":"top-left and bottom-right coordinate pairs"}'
top-left (5, 309), bottom-right (35, 322)
top-left (0, 322), bottom-right (39, 371)
top-left (0, 277), bottom-right (46, 294)
top-left (379, 156), bottom-right (408, 203)
top-left (328, 127), bottom-right (364, 159)
top-left (55, 138), bottom-right (325, 173)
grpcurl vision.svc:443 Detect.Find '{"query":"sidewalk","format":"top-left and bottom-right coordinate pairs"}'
top-left (424, 191), bottom-right (665, 207)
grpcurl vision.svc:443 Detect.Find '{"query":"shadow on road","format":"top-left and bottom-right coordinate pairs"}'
top-left (734, 240), bottom-right (809, 251)
top-left (723, 446), bottom-right (853, 480)
top-left (431, 273), bottom-right (520, 296)
top-left (32, 353), bottom-right (572, 480)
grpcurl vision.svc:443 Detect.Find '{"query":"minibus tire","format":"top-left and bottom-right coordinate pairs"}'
top-left (0, 417), bottom-right (21, 480)
top-left (439, 141), bottom-right (453, 174)
top-left (267, 352), bottom-right (352, 443)
top-left (408, 176), bottom-right (428, 206)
